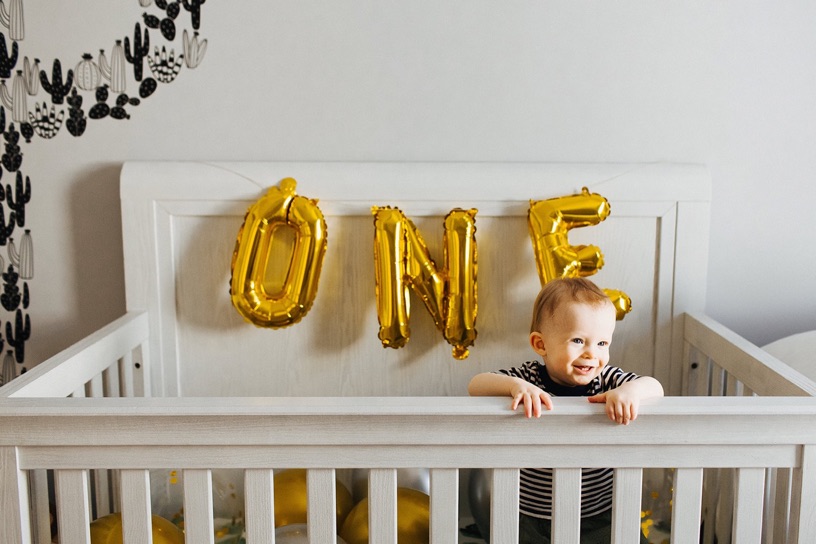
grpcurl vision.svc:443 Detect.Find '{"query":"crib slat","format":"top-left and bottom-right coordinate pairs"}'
top-left (369, 468), bottom-right (397, 544)
top-left (552, 468), bottom-right (581, 543)
top-left (119, 354), bottom-right (134, 398)
top-left (671, 467), bottom-right (703, 544)
top-left (103, 364), bottom-right (121, 398)
top-left (55, 469), bottom-right (91, 544)
top-left (1, 447), bottom-right (32, 544)
top-left (490, 468), bottom-right (519, 544)
top-left (307, 469), bottom-right (337, 544)
top-left (430, 468), bottom-right (458, 543)
top-left (30, 469), bottom-right (50, 544)
top-left (94, 469), bottom-right (113, 518)
top-left (713, 468), bottom-right (734, 544)
top-left (789, 444), bottom-right (816, 543)
top-left (120, 469), bottom-right (151, 544)
top-left (184, 469), bottom-right (215, 544)
top-left (732, 467), bottom-right (764, 543)
top-left (611, 468), bottom-right (642, 544)
top-left (770, 467), bottom-right (792, 543)
top-left (245, 469), bottom-right (275, 544)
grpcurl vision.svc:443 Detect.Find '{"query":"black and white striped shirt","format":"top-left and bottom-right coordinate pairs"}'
top-left (497, 361), bottom-right (641, 519)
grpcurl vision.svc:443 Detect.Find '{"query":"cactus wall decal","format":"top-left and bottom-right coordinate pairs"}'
top-left (124, 22), bottom-right (150, 81)
top-left (0, 0), bottom-right (208, 376)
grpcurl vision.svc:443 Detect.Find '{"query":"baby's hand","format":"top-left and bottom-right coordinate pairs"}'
top-left (509, 381), bottom-right (554, 418)
top-left (587, 388), bottom-right (639, 425)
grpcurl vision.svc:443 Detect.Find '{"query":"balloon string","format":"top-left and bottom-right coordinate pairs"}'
top-left (202, 162), bottom-right (269, 190)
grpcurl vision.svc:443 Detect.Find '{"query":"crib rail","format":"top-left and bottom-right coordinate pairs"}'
top-left (1, 396), bottom-right (816, 544)
top-left (683, 313), bottom-right (816, 397)
top-left (0, 312), bottom-right (150, 399)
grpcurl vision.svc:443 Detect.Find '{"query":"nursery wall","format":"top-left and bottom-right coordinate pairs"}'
top-left (9, 1), bottom-right (816, 375)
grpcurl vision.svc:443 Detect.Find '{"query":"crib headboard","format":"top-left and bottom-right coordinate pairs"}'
top-left (120, 162), bottom-right (710, 398)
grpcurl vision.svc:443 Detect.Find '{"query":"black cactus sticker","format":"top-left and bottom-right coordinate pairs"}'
top-left (124, 22), bottom-right (150, 81)
top-left (39, 59), bottom-right (74, 104)
top-left (0, 0), bottom-right (209, 373)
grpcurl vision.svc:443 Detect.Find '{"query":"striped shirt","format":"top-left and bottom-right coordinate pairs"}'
top-left (497, 361), bottom-right (641, 519)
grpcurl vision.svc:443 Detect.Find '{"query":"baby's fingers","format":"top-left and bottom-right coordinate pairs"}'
top-left (608, 402), bottom-right (634, 425)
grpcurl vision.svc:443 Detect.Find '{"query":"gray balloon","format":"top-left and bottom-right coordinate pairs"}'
top-left (468, 468), bottom-right (492, 542)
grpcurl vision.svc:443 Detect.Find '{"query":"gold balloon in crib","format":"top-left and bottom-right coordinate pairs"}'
top-left (273, 469), bottom-right (354, 529)
top-left (90, 513), bottom-right (184, 544)
top-left (372, 206), bottom-right (478, 359)
top-left (230, 178), bottom-right (328, 328)
top-left (528, 188), bottom-right (631, 320)
top-left (340, 487), bottom-right (431, 544)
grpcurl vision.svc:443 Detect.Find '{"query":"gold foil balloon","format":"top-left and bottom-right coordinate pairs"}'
top-left (350, 468), bottom-right (430, 502)
top-left (273, 469), bottom-right (354, 529)
top-left (604, 288), bottom-right (633, 321)
top-left (90, 513), bottom-right (184, 544)
top-left (339, 487), bottom-right (431, 544)
top-left (527, 188), bottom-right (631, 320)
top-left (372, 206), bottom-right (477, 359)
top-left (230, 178), bottom-right (328, 328)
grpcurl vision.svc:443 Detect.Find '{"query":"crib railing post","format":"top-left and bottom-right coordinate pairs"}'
top-left (120, 470), bottom-right (152, 544)
top-left (611, 468), bottom-right (643, 543)
top-left (430, 468), bottom-right (459, 543)
top-left (369, 469), bottom-right (398, 544)
top-left (490, 468), bottom-right (519, 544)
top-left (55, 469), bottom-right (91, 544)
top-left (789, 444), bottom-right (816, 543)
top-left (732, 468), bottom-right (765, 543)
top-left (0, 447), bottom-right (32, 544)
top-left (552, 468), bottom-right (581, 543)
top-left (245, 469), bottom-right (276, 544)
top-left (670, 468), bottom-right (703, 544)
top-left (183, 469), bottom-right (215, 544)
top-left (307, 469), bottom-right (337, 544)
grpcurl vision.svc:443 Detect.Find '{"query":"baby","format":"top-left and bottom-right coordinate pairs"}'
top-left (468, 277), bottom-right (663, 543)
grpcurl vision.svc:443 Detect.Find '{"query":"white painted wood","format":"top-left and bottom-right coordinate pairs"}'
top-left (368, 469), bottom-right (397, 544)
top-left (116, 161), bottom-right (711, 398)
top-left (307, 469), bottom-right (337, 544)
top-left (552, 468), bottom-right (581, 544)
top-left (429, 468), bottom-right (458, 544)
top-left (0, 312), bottom-right (149, 398)
top-left (789, 444), bottom-right (816, 543)
top-left (120, 469), bottom-right (152, 544)
top-left (0, 448), bottom-right (31, 544)
top-left (611, 468), bottom-right (642, 544)
top-left (490, 468), bottom-right (519, 544)
top-left (8, 161), bottom-right (816, 543)
top-left (685, 313), bottom-right (816, 396)
top-left (732, 468), bottom-right (765, 544)
top-left (770, 468), bottom-right (792, 544)
top-left (183, 469), bottom-right (215, 544)
top-left (55, 469), bottom-right (91, 544)
top-left (93, 468), bottom-right (113, 518)
top-left (671, 468), bottom-right (703, 544)
top-left (30, 469), bottom-right (50, 544)
top-left (244, 469), bottom-right (275, 544)
top-left (120, 353), bottom-right (135, 398)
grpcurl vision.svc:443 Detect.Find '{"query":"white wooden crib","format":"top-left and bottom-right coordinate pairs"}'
top-left (1, 162), bottom-right (815, 544)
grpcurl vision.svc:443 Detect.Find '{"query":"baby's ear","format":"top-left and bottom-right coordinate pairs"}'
top-left (529, 332), bottom-right (546, 356)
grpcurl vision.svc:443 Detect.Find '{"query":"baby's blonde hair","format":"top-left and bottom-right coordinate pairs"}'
top-left (530, 277), bottom-right (611, 333)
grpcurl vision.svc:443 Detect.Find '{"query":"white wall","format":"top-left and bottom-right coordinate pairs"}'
top-left (14, 0), bottom-right (816, 368)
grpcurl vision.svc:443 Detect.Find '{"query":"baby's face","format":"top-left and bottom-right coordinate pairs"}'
top-left (530, 301), bottom-right (616, 387)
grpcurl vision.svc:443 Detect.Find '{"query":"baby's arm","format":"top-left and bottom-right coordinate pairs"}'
top-left (468, 372), bottom-right (554, 418)
top-left (587, 376), bottom-right (663, 425)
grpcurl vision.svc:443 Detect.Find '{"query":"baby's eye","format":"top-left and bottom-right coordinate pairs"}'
top-left (597, 341), bottom-right (609, 347)
top-left (571, 338), bottom-right (584, 345)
